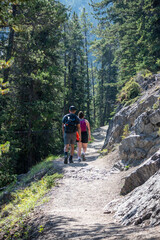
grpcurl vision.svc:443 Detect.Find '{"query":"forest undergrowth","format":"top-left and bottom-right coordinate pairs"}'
top-left (0, 155), bottom-right (62, 240)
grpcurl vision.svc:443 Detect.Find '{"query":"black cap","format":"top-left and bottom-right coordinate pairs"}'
top-left (69, 105), bottom-right (76, 111)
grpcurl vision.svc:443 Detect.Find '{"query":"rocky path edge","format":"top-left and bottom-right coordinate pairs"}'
top-left (28, 126), bottom-right (160, 240)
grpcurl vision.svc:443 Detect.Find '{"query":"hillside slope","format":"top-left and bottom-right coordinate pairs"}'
top-left (102, 73), bottom-right (160, 227)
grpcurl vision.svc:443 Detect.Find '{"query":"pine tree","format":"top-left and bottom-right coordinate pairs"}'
top-left (63, 12), bottom-right (87, 112)
top-left (1, 0), bottom-right (67, 173)
top-left (91, 0), bottom-right (160, 83)
top-left (91, 23), bottom-right (117, 126)
top-left (80, 8), bottom-right (92, 122)
top-left (91, 61), bottom-right (96, 123)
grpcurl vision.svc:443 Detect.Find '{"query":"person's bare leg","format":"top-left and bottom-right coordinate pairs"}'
top-left (64, 144), bottom-right (69, 153)
top-left (82, 143), bottom-right (88, 161)
top-left (82, 143), bottom-right (88, 153)
top-left (77, 142), bottom-right (82, 157)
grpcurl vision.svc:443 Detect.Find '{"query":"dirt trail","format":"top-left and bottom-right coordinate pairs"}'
top-left (31, 126), bottom-right (160, 240)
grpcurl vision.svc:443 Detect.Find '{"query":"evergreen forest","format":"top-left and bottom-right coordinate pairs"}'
top-left (0, 0), bottom-right (160, 188)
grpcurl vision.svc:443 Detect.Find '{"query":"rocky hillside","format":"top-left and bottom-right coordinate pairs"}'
top-left (103, 73), bottom-right (160, 227)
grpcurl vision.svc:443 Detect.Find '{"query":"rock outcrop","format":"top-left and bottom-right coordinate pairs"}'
top-left (103, 75), bottom-right (160, 227)
top-left (115, 170), bottom-right (160, 226)
top-left (103, 75), bottom-right (160, 152)
top-left (119, 109), bottom-right (160, 164)
top-left (120, 150), bottom-right (160, 195)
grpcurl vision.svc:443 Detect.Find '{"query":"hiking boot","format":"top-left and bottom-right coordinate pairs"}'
top-left (81, 153), bottom-right (86, 161)
top-left (64, 152), bottom-right (68, 164)
top-left (69, 156), bottom-right (73, 163)
top-left (64, 156), bottom-right (68, 164)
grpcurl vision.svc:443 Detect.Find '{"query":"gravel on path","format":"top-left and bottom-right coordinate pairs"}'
top-left (29, 126), bottom-right (160, 240)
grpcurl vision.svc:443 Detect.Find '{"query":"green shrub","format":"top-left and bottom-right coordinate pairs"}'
top-left (0, 171), bottom-right (16, 188)
top-left (153, 102), bottom-right (159, 110)
top-left (100, 148), bottom-right (108, 156)
top-left (0, 158), bottom-right (62, 239)
top-left (118, 79), bottom-right (141, 104)
top-left (110, 106), bottom-right (118, 119)
top-left (156, 59), bottom-right (160, 67)
top-left (88, 136), bottom-right (95, 143)
top-left (45, 174), bottom-right (61, 189)
top-left (153, 98), bottom-right (160, 110)
top-left (122, 124), bottom-right (130, 139)
top-left (124, 165), bottom-right (130, 171)
top-left (137, 69), bottom-right (152, 78)
top-left (139, 99), bottom-right (145, 104)
top-left (124, 96), bottom-right (140, 106)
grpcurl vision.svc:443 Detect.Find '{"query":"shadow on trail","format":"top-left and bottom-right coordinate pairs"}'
top-left (53, 159), bottom-right (89, 174)
top-left (53, 141), bottom-right (101, 172)
top-left (84, 154), bottom-right (99, 163)
top-left (29, 214), bottom-right (159, 240)
top-left (53, 153), bottom-right (99, 173)
top-left (53, 126), bottom-right (107, 174)
top-left (91, 136), bottom-right (105, 141)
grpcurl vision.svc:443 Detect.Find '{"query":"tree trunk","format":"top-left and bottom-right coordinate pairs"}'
top-left (72, 50), bottom-right (76, 103)
top-left (85, 29), bottom-right (90, 122)
top-left (100, 57), bottom-right (104, 126)
top-left (91, 61), bottom-right (95, 122)
top-left (63, 24), bottom-right (67, 114)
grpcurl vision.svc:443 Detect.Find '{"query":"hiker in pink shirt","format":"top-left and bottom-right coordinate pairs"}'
top-left (77, 111), bottom-right (91, 162)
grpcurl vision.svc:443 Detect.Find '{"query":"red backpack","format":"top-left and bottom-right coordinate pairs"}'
top-left (80, 119), bottom-right (87, 132)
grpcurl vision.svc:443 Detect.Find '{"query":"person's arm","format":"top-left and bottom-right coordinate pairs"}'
top-left (62, 116), bottom-right (65, 137)
top-left (86, 120), bottom-right (91, 141)
top-left (62, 123), bottom-right (65, 137)
top-left (77, 123), bottom-right (81, 142)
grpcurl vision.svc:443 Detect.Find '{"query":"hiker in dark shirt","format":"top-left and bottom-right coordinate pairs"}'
top-left (62, 106), bottom-right (81, 164)
top-left (77, 111), bottom-right (91, 162)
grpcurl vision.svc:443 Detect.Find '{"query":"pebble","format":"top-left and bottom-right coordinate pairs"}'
top-left (63, 166), bottom-right (110, 181)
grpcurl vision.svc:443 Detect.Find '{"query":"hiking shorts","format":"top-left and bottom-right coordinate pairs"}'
top-left (64, 132), bottom-right (76, 145)
top-left (81, 131), bottom-right (88, 143)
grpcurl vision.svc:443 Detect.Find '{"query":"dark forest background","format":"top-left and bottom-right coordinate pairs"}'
top-left (0, 0), bottom-right (160, 187)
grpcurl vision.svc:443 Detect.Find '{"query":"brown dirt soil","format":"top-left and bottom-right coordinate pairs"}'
top-left (28, 126), bottom-right (160, 240)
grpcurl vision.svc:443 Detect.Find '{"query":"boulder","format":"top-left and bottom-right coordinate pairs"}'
top-left (149, 109), bottom-right (160, 125)
top-left (137, 74), bottom-right (159, 90)
top-left (103, 198), bottom-right (121, 214)
top-left (132, 110), bottom-right (158, 136)
top-left (103, 91), bottom-right (159, 150)
top-left (155, 73), bottom-right (160, 81)
top-left (127, 95), bottom-right (158, 126)
top-left (119, 135), bottom-right (153, 163)
top-left (120, 150), bottom-right (160, 195)
top-left (119, 107), bottom-right (160, 163)
top-left (147, 141), bottom-right (160, 158)
top-left (103, 108), bottom-right (128, 149)
top-left (133, 109), bottom-right (160, 133)
top-left (115, 170), bottom-right (160, 226)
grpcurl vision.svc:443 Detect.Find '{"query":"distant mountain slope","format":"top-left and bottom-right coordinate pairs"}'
top-left (60, 0), bottom-right (91, 13)
top-left (60, 0), bottom-right (98, 25)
